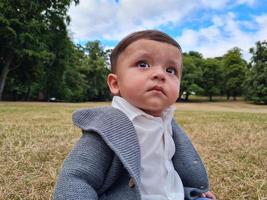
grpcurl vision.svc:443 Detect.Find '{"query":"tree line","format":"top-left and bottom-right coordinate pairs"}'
top-left (1, 0), bottom-right (266, 104)
top-left (181, 45), bottom-right (267, 104)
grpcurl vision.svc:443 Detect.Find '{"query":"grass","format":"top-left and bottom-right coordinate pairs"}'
top-left (0, 101), bottom-right (266, 200)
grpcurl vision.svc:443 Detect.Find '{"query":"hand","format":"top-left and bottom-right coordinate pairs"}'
top-left (200, 191), bottom-right (216, 200)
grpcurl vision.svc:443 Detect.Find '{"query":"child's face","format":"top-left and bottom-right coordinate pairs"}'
top-left (108, 39), bottom-right (182, 117)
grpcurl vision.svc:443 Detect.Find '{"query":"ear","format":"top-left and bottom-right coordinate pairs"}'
top-left (107, 73), bottom-right (120, 95)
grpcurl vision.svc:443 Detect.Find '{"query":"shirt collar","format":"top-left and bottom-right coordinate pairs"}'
top-left (111, 96), bottom-right (175, 122)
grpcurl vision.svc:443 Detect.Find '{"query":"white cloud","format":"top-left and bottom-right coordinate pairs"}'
top-left (177, 12), bottom-right (267, 61)
top-left (254, 15), bottom-right (267, 41)
top-left (68, 0), bottom-right (266, 61)
top-left (200, 0), bottom-right (230, 9)
top-left (68, 0), bottom-right (257, 41)
top-left (236, 0), bottom-right (256, 6)
top-left (68, 0), bottom-right (118, 40)
top-left (68, 0), bottom-right (207, 41)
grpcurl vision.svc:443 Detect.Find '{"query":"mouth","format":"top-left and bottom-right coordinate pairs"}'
top-left (148, 86), bottom-right (166, 95)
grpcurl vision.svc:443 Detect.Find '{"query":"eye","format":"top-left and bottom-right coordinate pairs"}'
top-left (166, 67), bottom-right (177, 75)
top-left (136, 60), bottom-right (150, 69)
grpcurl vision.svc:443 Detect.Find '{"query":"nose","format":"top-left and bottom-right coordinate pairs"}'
top-left (152, 67), bottom-right (166, 81)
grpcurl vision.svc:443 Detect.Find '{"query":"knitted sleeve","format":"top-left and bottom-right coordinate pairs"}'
top-left (53, 131), bottom-right (114, 200)
top-left (171, 121), bottom-right (209, 200)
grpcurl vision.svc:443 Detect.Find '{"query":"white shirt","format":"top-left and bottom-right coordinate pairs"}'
top-left (112, 96), bottom-right (184, 200)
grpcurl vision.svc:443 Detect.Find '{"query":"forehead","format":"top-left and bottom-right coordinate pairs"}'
top-left (118, 39), bottom-right (182, 62)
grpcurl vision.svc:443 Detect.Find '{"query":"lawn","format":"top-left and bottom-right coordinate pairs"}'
top-left (0, 101), bottom-right (266, 200)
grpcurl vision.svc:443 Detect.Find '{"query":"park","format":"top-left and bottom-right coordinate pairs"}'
top-left (1, 1), bottom-right (267, 200)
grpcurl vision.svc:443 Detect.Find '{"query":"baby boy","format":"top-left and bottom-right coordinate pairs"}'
top-left (54, 30), bottom-right (216, 200)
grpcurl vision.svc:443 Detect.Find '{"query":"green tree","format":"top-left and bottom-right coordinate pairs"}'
top-left (181, 52), bottom-right (204, 101)
top-left (41, 27), bottom-right (73, 100)
top-left (222, 47), bottom-right (248, 100)
top-left (62, 45), bottom-right (87, 102)
top-left (201, 58), bottom-right (223, 101)
top-left (188, 51), bottom-right (203, 59)
top-left (0, 0), bottom-right (79, 100)
top-left (3, 53), bottom-right (47, 100)
top-left (81, 41), bottom-right (111, 101)
top-left (243, 41), bottom-right (267, 104)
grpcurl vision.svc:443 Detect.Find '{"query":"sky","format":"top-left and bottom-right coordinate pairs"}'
top-left (68, 0), bottom-right (267, 61)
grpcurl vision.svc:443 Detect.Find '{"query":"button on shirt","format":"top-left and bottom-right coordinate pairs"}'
top-left (112, 96), bottom-right (184, 200)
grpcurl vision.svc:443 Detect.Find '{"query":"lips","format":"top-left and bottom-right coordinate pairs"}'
top-left (149, 85), bottom-right (166, 95)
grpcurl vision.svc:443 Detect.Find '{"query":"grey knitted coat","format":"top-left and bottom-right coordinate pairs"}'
top-left (53, 107), bottom-right (209, 200)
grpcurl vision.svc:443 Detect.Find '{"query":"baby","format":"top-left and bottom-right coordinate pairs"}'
top-left (54, 30), bottom-right (216, 200)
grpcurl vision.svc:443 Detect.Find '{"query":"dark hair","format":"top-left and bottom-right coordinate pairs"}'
top-left (110, 30), bottom-right (182, 73)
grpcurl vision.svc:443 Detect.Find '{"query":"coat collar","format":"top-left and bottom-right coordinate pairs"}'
top-left (72, 107), bottom-right (141, 193)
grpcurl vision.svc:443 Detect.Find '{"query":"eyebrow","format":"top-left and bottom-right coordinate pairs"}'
top-left (168, 60), bottom-right (181, 67)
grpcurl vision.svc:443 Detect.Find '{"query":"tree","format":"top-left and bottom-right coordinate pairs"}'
top-left (62, 45), bottom-right (87, 102)
top-left (201, 58), bottom-right (223, 101)
top-left (222, 47), bottom-right (248, 100)
top-left (188, 51), bottom-right (203, 59)
top-left (0, 0), bottom-right (79, 100)
top-left (243, 41), bottom-right (267, 104)
top-left (81, 41), bottom-right (111, 101)
top-left (180, 52), bottom-right (204, 101)
top-left (3, 52), bottom-right (47, 100)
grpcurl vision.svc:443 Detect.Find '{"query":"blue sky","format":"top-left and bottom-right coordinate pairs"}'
top-left (68, 0), bottom-right (267, 61)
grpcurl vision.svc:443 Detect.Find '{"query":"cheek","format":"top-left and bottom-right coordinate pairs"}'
top-left (169, 80), bottom-right (180, 98)
top-left (119, 77), bottom-right (143, 96)
top-left (176, 81), bottom-right (181, 92)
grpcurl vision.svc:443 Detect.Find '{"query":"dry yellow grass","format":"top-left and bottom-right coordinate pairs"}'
top-left (0, 101), bottom-right (266, 200)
